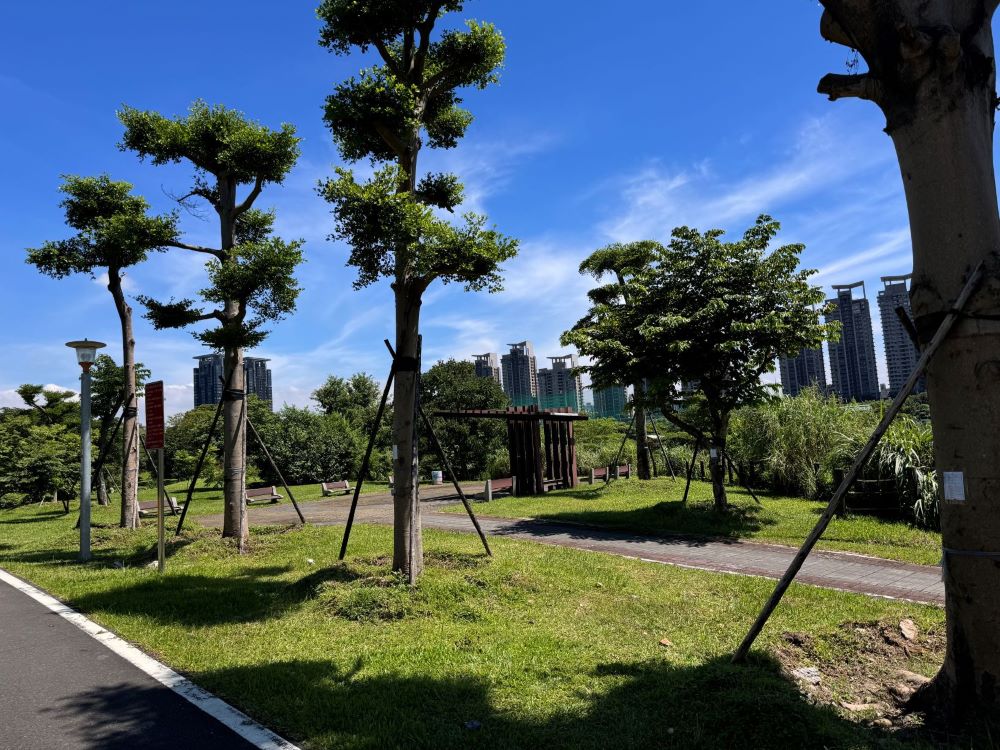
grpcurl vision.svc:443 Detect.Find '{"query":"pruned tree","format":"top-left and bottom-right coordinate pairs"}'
top-left (815, 0), bottom-right (1000, 722)
top-left (317, 1), bottom-right (518, 581)
top-left (26, 175), bottom-right (174, 527)
top-left (569, 241), bottom-right (664, 481)
top-left (119, 101), bottom-right (302, 552)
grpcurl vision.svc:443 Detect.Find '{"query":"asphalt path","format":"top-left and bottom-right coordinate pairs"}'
top-left (0, 574), bottom-right (263, 750)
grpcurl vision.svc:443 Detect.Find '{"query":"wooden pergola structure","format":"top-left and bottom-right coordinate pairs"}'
top-left (432, 406), bottom-right (588, 496)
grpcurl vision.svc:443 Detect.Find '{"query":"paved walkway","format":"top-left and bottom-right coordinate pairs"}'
top-left (199, 494), bottom-right (945, 606)
top-left (0, 573), bottom-right (273, 750)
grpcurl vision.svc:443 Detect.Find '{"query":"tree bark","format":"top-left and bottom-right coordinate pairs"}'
top-left (894, 95), bottom-right (1000, 723)
top-left (633, 382), bottom-right (651, 480)
top-left (391, 283), bottom-right (423, 582)
top-left (108, 269), bottom-right (140, 529)
top-left (220, 344), bottom-right (248, 550)
top-left (818, 0), bottom-right (1000, 721)
top-left (218, 179), bottom-right (249, 552)
top-left (709, 429), bottom-right (728, 511)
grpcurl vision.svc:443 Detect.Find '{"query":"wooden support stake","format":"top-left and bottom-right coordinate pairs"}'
top-left (733, 262), bottom-right (985, 663)
top-left (246, 416), bottom-right (306, 525)
top-left (339, 351), bottom-right (396, 560)
top-left (646, 409), bottom-right (676, 480)
top-left (681, 437), bottom-right (701, 506)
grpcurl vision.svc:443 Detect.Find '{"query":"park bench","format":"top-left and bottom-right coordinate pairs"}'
top-left (139, 495), bottom-right (183, 517)
top-left (321, 480), bottom-right (352, 496)
top-left (245, 486), bottom-right (282, 504)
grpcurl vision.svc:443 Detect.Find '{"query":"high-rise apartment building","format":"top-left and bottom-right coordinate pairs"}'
top-left (501, 341), bottom-right (538, 407)
top-left (778, 347), bottom-right (827, 397)
top-left (826, 282), bottom-right (880, 402)
top-left (472, 353), bottom-right (502, 387)
top-left (537, 355), bottom-right (584, 411)
top-left (877, 274), bottom-right (925, 397)
top-left (592, 385), bottom-right (627, 419)
top-left (193, 353), bottom-right (273, 409)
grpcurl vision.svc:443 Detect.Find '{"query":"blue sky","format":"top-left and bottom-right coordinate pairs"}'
top-left (0, 2), bottom-right (953, 416)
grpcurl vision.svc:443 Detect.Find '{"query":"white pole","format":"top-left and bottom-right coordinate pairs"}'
top-left (79, 367), bottom-right (92, 562)
top-left (157, 448), bottom-right (165, 573)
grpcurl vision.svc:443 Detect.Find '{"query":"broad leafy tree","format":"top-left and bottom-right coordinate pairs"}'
top-left (26, 176), bottom-right (174, 527)
top-left (317, 1), bottom-right (518, 580)
top-left (569, 217), bottom-right (834, 510)
top-left (570, 241), bottom-right (664, 481)
top-left (420, 359), bottom-right (508, 480)
top-left (815, 0), bottom-right (1000, 721)
top-left (313, 372), bottom-right (384, 436)
top-left (119, 101), bottom-right (303, 552)
top-left (252, 406), bottom-right (362, 486)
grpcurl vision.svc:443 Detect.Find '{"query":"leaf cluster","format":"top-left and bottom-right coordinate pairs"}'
top-left (318, 1), bottom-right (515, 290)
top-left (26, 175), bottom-right (176, 278)
top-left (565, 216), bottom-right (838, 433)
top-left (118, 101), bottom-right (299, 189)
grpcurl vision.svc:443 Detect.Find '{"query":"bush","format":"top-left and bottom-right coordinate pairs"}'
top-left (252, 407), bottom-right (364, 485)
top-left (728, 388), bottom-right (872, 499)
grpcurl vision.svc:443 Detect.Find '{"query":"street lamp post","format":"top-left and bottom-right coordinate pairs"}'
top-left (66, 339), bottom-right (106, 562)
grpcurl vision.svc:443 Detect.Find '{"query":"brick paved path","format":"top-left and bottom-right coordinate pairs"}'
top-left (199, 493), bottom-right (944, 606)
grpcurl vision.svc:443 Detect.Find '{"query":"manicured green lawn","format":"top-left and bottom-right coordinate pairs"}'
top-left (445, 478), bottom-right (943, 565)
top-left (134, 478), bottom-right (391, 517)
top-left (0, 501), bottom-right (945, 749)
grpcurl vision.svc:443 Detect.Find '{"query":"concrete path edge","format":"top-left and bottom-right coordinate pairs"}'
top-left (0, 567), bottom-right (301, 750)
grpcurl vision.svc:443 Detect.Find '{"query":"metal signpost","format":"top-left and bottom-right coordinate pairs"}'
top-left (145, 381), bottom-right (166, 573)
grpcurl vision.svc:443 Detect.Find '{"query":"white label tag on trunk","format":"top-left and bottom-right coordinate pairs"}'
top-left (942, 471), bottom-right (966, 503)
top-left (709, 448), bottom-right (718, 458)
top-left (392, 446), bottom-right (399, 461)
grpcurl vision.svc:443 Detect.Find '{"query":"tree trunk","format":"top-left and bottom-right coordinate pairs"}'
top-left (391, 283), bottom-right (423, 582)
top-left (220, 345), bottom-right (248, 551)
top-left (709, 433), bottom-right (728, 511)
top-left (893, 89), bottom-right (1000, 723)
top-left (97, 473), bottom-right (109, 506)
top-left (108, 269), bottom-right (140, 529)
top-left (218, 181), bottom-right (249, 552)
top-left (817, 0), bottom-right (1000, 721)
top-left (633, 382), bottom-right (651, 480)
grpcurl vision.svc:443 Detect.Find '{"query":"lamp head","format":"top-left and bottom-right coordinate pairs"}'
top-left (65, 339), bottom-right (107, 371)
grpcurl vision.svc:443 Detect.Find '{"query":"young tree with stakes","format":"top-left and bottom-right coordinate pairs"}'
top-left (568, 217), bottom-right (834, 511)
top-left (118, 101), bottom-right (302, 552)
top-left (26, 176), bottom-right (175, 528)
top-left (815, 0), bottom-right (1000, 723)
top-left (317, 1), bottom-right (518, 581)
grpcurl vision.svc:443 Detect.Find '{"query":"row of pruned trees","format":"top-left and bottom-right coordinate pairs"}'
top-left (25, 3), bottom-right (517, 569)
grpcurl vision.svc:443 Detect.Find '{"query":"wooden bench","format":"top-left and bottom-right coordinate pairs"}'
top-left (321, 480), bottom-right (352, 497)
top-left (245, 486), bottom-right (282, 504)
top-left (139, 496), bottom-right (183, 517)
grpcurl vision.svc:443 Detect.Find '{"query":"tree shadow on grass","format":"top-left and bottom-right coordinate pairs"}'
top-left (509, 496), bottom-right (778, 543)
top-left (0, 509), bottom-right (71, 525)
top-left (188, 654), bottom-right (912, 750)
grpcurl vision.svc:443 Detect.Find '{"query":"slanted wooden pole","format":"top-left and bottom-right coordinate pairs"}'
top-left (612, 410), bottom-right (637, 470)
top-left (339, 346), bottom-right (396, 561)
top-left (733, 262), bottom-right (984, 663)
top-left (175, 371), bottom-right (231, 535)
top-left (681, 437), bottom-right (701, 506)
top-left (246, 416), bottom-right (306, 525)
top-left (646, 409), bottom-right (676, 480)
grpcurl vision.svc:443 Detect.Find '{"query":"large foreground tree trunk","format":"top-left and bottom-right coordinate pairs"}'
top-left (109, 269), bottom-right (140, 529)
top-left (392, 283), bottom-right (423, 583)
top-left (709, 423), bottom-right (728, 511)
top-left (818, 0), bottom-right (1000, 721)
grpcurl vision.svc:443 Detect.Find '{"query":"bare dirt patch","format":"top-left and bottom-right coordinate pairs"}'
top-left (772, 619), bottom-right (945, 735)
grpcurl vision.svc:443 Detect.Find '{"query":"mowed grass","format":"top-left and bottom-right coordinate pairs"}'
top-left (0, 501), bottom-right (945, 749)
top-left (135, 478), bottom-right (392, 518)
top-left (444, 478), bottom-right (943, 565)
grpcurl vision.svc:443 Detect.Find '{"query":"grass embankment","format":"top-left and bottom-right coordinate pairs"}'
top-left (445, 478), bottom-right (942, 565)
top-left (0, 501), bottom-right (946, 749)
